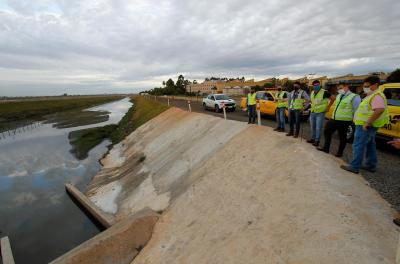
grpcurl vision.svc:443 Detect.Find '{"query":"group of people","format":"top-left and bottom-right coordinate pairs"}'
top-left (247, 75), bottom-right (400, 224)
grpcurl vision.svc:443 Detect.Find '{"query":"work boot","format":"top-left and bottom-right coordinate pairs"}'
top-left (361, 166), bottom-right (377, 173)
top-left (279, 128), bottom-right (285, 132)
top-left (317, 147), bottom-right (329, 153)
top-left (286, 132), bottom-right (294, 136)
top-left (307, 139), bottom-right (315, 144)
top-left (340, 165), bottom-right (359, 174)
top-left (274, 127), bottom-right (280, 131)
top-left (313, 141), bottom-right (320, 147)
top-left (393, 218), bottom-right (400, 227)
top-left (293, 134), bottom-right (299, 138)
top-left (335, 152), bottom-right (343, 158)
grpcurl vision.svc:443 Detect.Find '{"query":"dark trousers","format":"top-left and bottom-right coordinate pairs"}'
top-left (288, 109), bottom-right (301, 135)
top-left (248, 105), bottom-right (256, 123)
top-left (322, 120), bottom-right (352, 155)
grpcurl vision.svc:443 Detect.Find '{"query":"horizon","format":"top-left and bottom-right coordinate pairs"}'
top-left (0, 0), bottom-right (399, 96)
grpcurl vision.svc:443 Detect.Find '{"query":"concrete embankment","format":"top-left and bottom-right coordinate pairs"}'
top-left (65, 106), bottom-right (398, 263)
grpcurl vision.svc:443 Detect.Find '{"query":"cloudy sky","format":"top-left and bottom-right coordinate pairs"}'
top-left (0, 0), bottom-right (399, 96)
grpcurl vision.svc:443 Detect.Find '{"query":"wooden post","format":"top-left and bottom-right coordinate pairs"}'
top-left (188, 100), bottom-right (192, 112)
top-left (256, 100), bottom-right (261, 126)
top-left (222, 102), bottom-right (227, 120)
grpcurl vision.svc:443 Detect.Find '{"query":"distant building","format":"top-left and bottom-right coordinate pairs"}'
top-left (326, 72), bottom-right (388, 94)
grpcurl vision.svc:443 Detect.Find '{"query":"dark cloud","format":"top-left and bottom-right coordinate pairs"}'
top-left (0, 0), bottom-right (399, 96)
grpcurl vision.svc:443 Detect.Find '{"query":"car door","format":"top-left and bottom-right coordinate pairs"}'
top-left (378, 85), bottom-right (400, 138)
top-left (208, 95), bottom-right (215, 108)
top-left (262, 92), bottom-right (276, 115)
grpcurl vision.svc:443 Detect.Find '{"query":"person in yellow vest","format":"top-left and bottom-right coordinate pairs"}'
top-left (307, 80), bottom-right (335, 147)
top-left (341, 76), bottom-right (389, 174)
top-left (286, 82), bottom-right (310, 138)
top-left (247, 88), bottom-right (257, 124)
top-left (317, 81), bottom-right (361, 157)
top-left (274, 86), bottom-right (287, 132)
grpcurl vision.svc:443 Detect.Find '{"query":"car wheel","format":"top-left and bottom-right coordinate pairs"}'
top-left (215, 105), bottom-right (220, 113)
top-left (232, 107), bottom-right (236, 112)
top-left (203, 103), bottom-right (207, 110)
top-left (347, 124), bottom-right (355, 143)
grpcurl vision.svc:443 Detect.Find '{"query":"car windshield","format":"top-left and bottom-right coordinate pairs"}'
top-left (215, 95), bottom-right (229, 100)
top-left (384, 88), bottom-right (400, 106)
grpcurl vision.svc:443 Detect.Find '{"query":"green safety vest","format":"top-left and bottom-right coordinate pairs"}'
top-left (289, 90), bottom-right (305, 110)
top-left (354, 90), bottom-right (390, 128)
top-left (310, 89), bottom-right (329, 113)
top-left (247, 93), bottom-right (257, 105)
top-left (332, 92), bottom-right (357, 121)
top-left (277, 92), bottom-right (287, 108)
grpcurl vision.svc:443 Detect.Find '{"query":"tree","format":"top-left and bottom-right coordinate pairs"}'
top-left (263, 82), bottom-right (274, 88)
top-left (387, 69), bottom-right (400, 83)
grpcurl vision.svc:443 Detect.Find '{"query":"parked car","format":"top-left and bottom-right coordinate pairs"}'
top-left (203, 94), bottom-right (236, 112)
top-left (325, 83), bottom-right (400, 142)
top-left (240, 91), bottom-right (310, 119)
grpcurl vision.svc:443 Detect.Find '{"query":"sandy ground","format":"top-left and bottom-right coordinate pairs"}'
top-left (86, 107), bottom-right (399, 264)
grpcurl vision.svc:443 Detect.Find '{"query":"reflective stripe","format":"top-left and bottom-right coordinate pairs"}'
top-left (310, 89), bottom-right (329, 113)
top-left (332, 93), bottom-right (357, 121)
top-left (354, 91), bottom-right (389, 127)
top-left (289, 90), bottom-right (305, 110)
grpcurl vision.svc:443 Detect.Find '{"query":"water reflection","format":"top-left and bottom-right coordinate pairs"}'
top-left (0, 97), bottom-right (132, 264)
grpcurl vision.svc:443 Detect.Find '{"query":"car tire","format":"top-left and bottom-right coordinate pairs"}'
top-left (203, 103), bottom-right (207, 110)
top-left (232, 107), bottom-right (236, 112)
top-left (215, 105), bottom-right (220, 113)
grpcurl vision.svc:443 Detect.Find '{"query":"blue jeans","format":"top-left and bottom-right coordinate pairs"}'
top-left (276, 107), bottom-right (286, 129)
top-left (349, 125), bottom-right (378, 171)
top-left (288, 109), bottom-right (301, 135)
top-left (309, 112), bottom-right (325, 141)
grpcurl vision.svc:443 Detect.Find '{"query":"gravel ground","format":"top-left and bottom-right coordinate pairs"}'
top-left (153, 96), bottom-right (400, 212)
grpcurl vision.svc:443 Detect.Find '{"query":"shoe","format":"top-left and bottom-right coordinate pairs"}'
top-left (293, 134), bottom-right (299, 138)
top-left (361, 166), bottom-right (377, 173)
top-left (307, 139), bottom-right (315, 144)
top-left (273, 127), bottom-right (280, 131)
top-left (340, 165), bottom-right (359, 174)
top-left (248, 122), bottom-right (251, 124)
top-left (279, 128), bottom-right (285, 132)
top-left (286, 132), bottom-right (294, 136)
top-left (313, 141), bottom-right (320, 147)
top-left (393, 218), bottom-right (400, 227)
top-left (335, 153), bottom-right (343, 158)
top-left (317, 147), bottom-right (329, 153)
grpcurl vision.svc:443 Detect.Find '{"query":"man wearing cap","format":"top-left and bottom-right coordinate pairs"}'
top-left (317, 81), bottom-right (361, 157)
top-left (286, 82), bottom-right (310, 138)
top-left (341, 76), bottom-right (389, 174)
top-left (307, 80), bottom-right (334, 147)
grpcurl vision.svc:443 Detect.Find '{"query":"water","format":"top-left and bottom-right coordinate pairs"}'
top-left (0, 98), bottom-right (132, 264)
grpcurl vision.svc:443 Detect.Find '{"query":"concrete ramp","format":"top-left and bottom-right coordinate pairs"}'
top-left (86, 107), bottom-right (398, 263)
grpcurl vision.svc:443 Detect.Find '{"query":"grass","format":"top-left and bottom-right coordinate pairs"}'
top-left (69, 96), bottom-right (169, 159)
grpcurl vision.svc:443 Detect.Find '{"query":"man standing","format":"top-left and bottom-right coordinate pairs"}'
top-left (307, 80), bottom-right (334, 147)
top-left (247, 89), bottom-right (257, 124)
top-left (341, 76), bottom-right (389, 174)
top-left (286, 82), bottom-right (310, 138)
top-left (317, 81), bottom-right (361, 157)
top-left (274, 86), bottom-right (287, 132)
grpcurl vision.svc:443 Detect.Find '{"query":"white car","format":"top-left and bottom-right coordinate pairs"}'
top-left (202, 94), bottom-right (236, 112)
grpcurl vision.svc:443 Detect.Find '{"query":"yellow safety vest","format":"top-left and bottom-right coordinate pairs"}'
top-left (310, 89), bottom-right (329, 113)
top-left (354, 90), bottom-right (389, 128)
top-left (247, 93), bottom-right (257, 105)
top-left (289, 90), bottom-right (305, 110)
top-left (332, 92), bottom-right (357, 121)
top-left (277, 92), bottom-right (287, 108)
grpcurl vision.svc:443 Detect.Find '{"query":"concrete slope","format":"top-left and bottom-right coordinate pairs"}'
top-left (131, 125), bottom-right (398, 264)
top-left (86, 108), bottom-right (248, 221)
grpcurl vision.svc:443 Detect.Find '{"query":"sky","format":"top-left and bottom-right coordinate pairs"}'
top-left (0, 0), bottom-right (399, 96)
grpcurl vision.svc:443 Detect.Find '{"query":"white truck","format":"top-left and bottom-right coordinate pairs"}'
top-left (202, 94), bottom-right (236, 112)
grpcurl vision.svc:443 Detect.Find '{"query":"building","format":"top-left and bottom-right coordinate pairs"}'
top-left (185, 80), bottom-right (223, 94)
top-left (326, 72), bottom-right (388, 94)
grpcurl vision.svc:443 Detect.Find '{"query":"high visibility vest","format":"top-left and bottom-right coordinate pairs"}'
top-left (247, 93), bottom-right (257, 105)
top-left (289, 90), bottom-right (305, 110)
top-left (332, 92), bottom-right (357, 121)
top-left (354, 90), bottom-right (389, 128)
top-left (310, 89), bottom-right (329, 113)
top-left (277, 92), bottom-right (287, 108)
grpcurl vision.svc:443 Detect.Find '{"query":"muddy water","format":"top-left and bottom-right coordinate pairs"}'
top-left (0, 98), bottom-right (132, 264)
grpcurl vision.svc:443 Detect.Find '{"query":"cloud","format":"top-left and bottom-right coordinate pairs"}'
top-left (0, 0), bottom-right (399, 96)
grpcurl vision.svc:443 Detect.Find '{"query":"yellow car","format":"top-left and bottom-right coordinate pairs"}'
top-left (325, 83), bottom-right (400, 140)
top-left (240, 91), bottom-right (310, 118)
